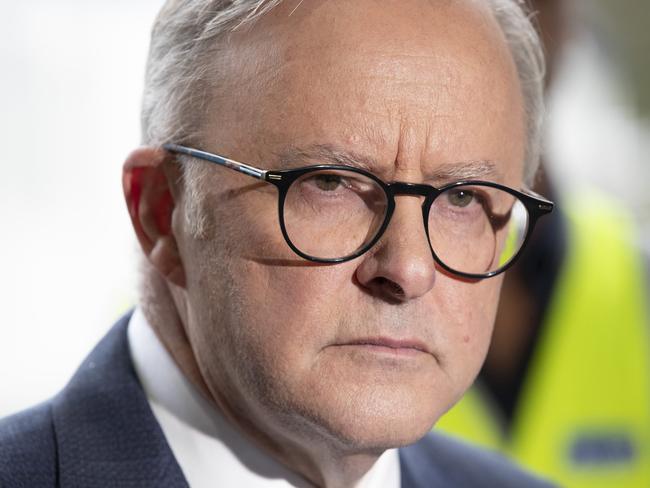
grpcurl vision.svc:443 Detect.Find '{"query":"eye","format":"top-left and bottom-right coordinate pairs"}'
top-left (310, 173), bottom-right (345, 192)
top-left (447, 189), bottom-right (475, 207)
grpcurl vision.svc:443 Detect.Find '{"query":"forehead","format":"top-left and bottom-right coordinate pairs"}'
top-left (204, 0), bottom-right (525, 182)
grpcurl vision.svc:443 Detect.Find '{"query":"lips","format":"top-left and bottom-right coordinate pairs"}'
top-left (338, 337), bottom-right (430, 354)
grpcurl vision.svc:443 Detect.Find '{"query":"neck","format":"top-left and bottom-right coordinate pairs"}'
top-left (233, 408), bottom-right (385, 487)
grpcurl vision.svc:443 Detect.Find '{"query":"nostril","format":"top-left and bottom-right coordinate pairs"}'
top-left (387, 279), bottom-right (405, 298)
top-left (372, 277), bottom-right (406, 302)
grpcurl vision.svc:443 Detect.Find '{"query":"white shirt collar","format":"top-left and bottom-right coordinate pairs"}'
top-left (127, 308), bottom-right (401, 488)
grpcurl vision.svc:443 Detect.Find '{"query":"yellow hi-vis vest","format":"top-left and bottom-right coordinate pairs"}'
top-left (437, 192), bottom-right (650, 488)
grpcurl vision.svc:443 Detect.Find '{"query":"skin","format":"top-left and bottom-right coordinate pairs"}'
top-left (123, 0), bottom-right (526, 486)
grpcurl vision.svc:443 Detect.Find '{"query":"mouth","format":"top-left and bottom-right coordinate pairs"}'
top-left (333, 337), bottom-right (431, 357)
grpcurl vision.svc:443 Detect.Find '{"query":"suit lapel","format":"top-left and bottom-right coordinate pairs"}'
top-left (400, 439), bottom-right (446, 488)
top-left (52, 312), bottom-right (188, 487)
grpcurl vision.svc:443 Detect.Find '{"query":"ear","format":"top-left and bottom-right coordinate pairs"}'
top-left (122, 147), bottom-right (186, 288)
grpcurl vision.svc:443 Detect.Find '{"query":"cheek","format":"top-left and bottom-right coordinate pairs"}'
top-left (233, 262), bottom-right (352, 355)
top-left (435, 274), bottom-right (502, 388)
top-left (212, 261), bottom-right (359, 425)
top-left (180, 181), bottom-right (354, 378)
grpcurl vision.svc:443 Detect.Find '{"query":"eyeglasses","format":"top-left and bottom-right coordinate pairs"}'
top-left (164, 144), bottom-right (554, 279)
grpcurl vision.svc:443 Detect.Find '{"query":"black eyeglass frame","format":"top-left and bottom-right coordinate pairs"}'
top-left (164, 143), bottom-right (554, 279)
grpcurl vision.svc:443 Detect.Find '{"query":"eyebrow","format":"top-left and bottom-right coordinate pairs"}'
top-left (429, 160), bottom-right (501, 183)
top-left (275, 144), bottom-right (502, 183)
top-left (276, 144), bottom-right (375, 172)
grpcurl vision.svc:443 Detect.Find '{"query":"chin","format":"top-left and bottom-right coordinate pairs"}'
top-left (281, 377), bottom-right (451, 452)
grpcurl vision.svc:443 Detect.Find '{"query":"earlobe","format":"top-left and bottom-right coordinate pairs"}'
top-left (122, 147), bottom-right (187, 288)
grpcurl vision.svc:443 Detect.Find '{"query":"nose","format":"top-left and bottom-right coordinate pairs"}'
top-left (355, 196), bottom-right (436, 303)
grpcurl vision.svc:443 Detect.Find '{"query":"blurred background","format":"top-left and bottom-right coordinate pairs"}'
top-left (0, 0), bottom-right (164, 416)
top-left (0, 1), bottom-right (649, 484)
top-left (544, 0), bottom-right (650, 251)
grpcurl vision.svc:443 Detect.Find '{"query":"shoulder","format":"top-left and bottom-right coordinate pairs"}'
top-left (400, 431), bottom-right (556, 488)
top-left (0, 401), bottom-right (57, 486)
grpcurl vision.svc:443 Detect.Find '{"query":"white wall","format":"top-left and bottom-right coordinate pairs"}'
top-left (0, 0), bottom-right (163, 417)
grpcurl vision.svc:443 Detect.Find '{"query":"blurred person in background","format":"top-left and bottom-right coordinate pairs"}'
top-left (437, 0), bottom-right (650, 487)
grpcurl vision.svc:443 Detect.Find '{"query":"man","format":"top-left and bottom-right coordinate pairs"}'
top-left (0, 0), bottom-right (556, 486)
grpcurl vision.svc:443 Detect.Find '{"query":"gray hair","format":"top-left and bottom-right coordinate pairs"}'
top-left (141, 0), bottom-right (545, 184)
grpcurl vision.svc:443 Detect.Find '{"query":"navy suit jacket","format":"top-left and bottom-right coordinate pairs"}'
top-left (0, 314), bottom-right (555, 487)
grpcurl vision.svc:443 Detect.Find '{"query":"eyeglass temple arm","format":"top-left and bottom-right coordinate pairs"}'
top-left (163, 144), bottom-right (268, 180)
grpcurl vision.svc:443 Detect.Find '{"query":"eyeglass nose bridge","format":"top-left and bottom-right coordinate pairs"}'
top-left (385, 181), bottom-right (442, 217)
top-left (379, 181), bottom-right (439, 255)
top-left (384, 181), bottom-right (439, 226)
top-left (386, 181), bottom-right (439, 198)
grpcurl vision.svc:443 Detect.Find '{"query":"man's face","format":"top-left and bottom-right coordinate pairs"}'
top-left (172, 0), bottom-right (525, 453)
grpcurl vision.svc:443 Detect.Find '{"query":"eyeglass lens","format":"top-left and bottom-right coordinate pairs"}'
top-left (428, 185), bottom-right (528, 274)
top-left (282, 168), bottom-right (529, 275)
